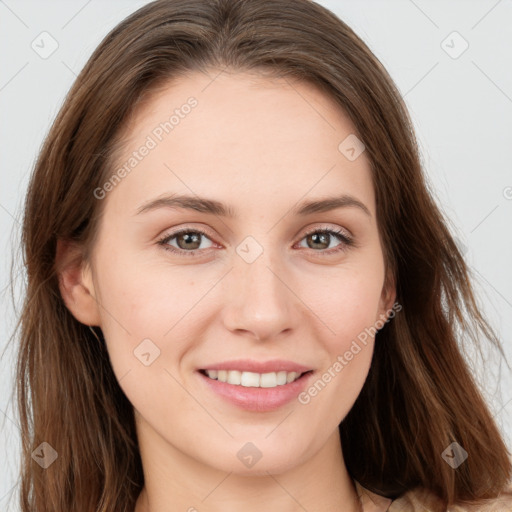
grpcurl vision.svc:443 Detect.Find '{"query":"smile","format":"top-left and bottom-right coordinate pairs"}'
top-left (197, 366), bottom-right (315, 412)
top-left (200, 369), bottom-right (308, 388)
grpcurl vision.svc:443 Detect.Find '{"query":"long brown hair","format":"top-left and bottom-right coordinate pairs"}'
top-left (10, 0), bottom-right (511, 510)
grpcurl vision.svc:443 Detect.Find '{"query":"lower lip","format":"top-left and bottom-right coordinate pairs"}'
top-left (197, 371), bottom-right (314, 412)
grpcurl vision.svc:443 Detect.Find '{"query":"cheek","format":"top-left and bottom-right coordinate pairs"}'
top-left (307, 265), bottom-right (385, 346)
top-left (299, 267), bottom-right (383, 405)
top-left (92, 263), bottom-right (195, 424)
top-left (95, 246), bottom-right (192, 335)
top-left (92, 249), bottom-right (223, 407)
top-left (90, 251), bottom-right (185, 378)
top-left (297, 278), bottom-right (380, 425)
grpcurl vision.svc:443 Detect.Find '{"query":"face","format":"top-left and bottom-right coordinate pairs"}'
top-left (75, 70), bottom-right (395, 476)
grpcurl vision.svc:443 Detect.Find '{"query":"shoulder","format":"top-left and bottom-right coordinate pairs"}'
top-left (354, 480), bottom-right (512, 512)
top-left (387, 482), bottom-right (512, 512)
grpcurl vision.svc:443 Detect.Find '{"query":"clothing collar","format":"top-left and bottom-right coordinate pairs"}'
top-left (354, 480), bottom-right (393, 512)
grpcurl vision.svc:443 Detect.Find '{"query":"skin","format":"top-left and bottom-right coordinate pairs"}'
top-left (57, 69), bottom-right (395, 512)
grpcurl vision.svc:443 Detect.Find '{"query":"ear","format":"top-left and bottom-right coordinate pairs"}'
top-left (377, 268), bottom-right (397, 321)
top-left (55, 238), bottom-right (101, 326)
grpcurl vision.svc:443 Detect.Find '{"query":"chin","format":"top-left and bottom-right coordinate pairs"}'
top-left (205, 442), bottom-right (308, 477)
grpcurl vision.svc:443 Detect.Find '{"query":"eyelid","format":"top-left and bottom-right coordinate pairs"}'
top-left (157, 223), bottom-right (353, 242)
top-left (156, 223), bottom-right (216, 242)
top-left (300, 223), bottom-right (353, 240)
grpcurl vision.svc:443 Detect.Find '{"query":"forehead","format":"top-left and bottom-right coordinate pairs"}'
top-left (104, 70), bottom-right (375, 218)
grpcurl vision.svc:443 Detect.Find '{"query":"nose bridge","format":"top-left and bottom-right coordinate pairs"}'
top-left (236, 235), bottom-right (288, 306)
top-left (222, 234), bottom-right (297, 340)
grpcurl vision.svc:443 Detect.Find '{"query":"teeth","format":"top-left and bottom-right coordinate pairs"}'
top-left (228, 370), bottom-right (241, 385)
top-left (205, 369), bottom-right (304, 388)
top-left (241, 371), bottom-right (260, 387)
top-left (276, 371), bottom-right (287, 385)
top-left (286, 371), bottom-right (297, 383)
top-left (260, 372), bottom-right (276, 388)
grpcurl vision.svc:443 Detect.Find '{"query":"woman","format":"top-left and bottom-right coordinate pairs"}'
top-left (14, 0), bottom-right (512, 510)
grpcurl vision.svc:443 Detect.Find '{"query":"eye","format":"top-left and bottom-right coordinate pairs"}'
top-left (157, 227), bottom-right (215, 257)
top-left (157, 225), bottom-right (354, 257)
top-left (296, 227), bottom-right (354, 255)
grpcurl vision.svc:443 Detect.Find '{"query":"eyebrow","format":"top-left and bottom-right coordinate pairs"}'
top-left (135, 193), bottom-right (371, 218)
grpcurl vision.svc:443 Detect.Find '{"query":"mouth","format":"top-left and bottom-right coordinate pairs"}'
top-left (196, 365), bottom-right (315, 412)
top-left (199, 368), bottom-right (313, 388)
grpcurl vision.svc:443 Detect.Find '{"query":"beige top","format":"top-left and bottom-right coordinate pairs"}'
top-left (354, 480), bottom-right (512, 512)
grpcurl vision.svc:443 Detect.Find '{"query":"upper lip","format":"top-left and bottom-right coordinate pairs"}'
top-left (199, 359), bottom-right (313, 374)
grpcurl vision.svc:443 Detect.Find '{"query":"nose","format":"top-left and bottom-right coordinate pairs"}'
top-left (220, 246), bottom-right (301, 342)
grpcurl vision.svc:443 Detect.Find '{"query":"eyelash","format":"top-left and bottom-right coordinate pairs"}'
top-left (156, 226), bottom-right (355, 258)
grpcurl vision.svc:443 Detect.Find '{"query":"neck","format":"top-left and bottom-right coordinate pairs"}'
top-left (133, 416), bottom-right (361, 512)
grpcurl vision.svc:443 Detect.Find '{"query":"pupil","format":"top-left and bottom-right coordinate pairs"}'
top-left (310, 232), bottom-right (329, 249)
top-left (179, 232), bottom-right (201, 250)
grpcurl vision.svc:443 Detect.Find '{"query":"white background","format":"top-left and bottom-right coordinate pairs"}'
top-left (1, 0), bottom-right (511, 508)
